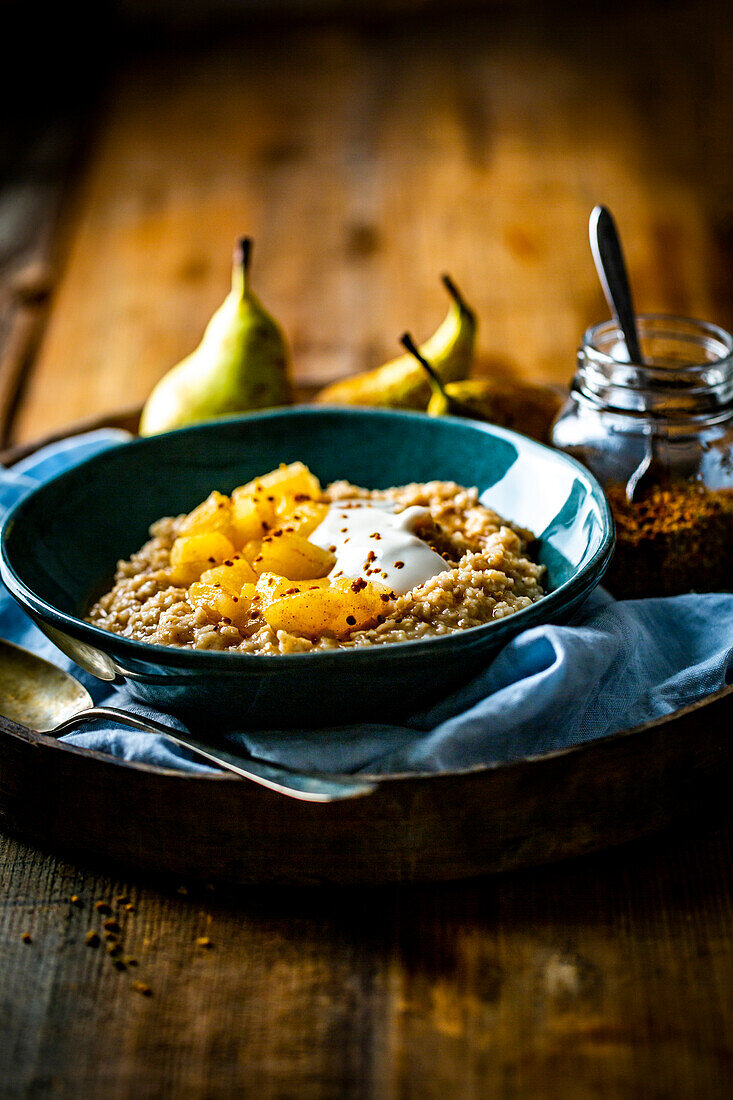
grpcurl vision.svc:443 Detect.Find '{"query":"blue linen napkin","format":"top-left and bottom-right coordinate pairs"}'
top-left (1, 432), bottom-right (731, 777)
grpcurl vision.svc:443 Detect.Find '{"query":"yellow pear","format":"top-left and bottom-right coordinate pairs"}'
top-left (401, 334), bottom-right (562, 443)
top-left (315, 275), bottom-right (476, 409)
top-left (140, 238), bottom-right (292, 435)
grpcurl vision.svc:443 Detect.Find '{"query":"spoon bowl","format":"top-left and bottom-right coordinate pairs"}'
top-left (0, 639), bottom-right (91, 731)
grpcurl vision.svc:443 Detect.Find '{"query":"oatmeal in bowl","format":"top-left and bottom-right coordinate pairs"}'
top-left (1, 408), bottom-right (613, 724)
top-left (88, 462), bottom-right (545, 654)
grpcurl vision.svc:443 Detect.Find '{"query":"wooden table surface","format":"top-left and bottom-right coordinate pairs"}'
top-left (2, 2), bottom-right (733, 1095)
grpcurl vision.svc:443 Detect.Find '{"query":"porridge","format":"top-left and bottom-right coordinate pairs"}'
top-left (87, 463), bottom-right (545, 654)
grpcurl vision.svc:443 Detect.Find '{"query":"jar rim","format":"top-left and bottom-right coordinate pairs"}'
top-left (582, 313), bottom-right (733, 376)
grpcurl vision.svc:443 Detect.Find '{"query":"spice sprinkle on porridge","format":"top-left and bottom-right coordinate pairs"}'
top-left (87, 462), bottom-right (545, 654)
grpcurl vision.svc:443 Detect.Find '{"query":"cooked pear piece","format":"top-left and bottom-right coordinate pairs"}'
top-left (178, 491), bottom-right (234, 539)
top-left (277, 499), bottom-right (329, 536)
top-left (188, 579), bottom-right (256, 629)
top-left (186, 558), bottom-right (257, 628)
top-left (315, 275), bottom-right (476, 409)
top-left (198, 558), bottom-right (258, 591)
top-left (139, 238), bottom-right (292, 435)
top-left (169, 532), bottom-right (237, 585)
top-left (230, 490), bottom-right (278, 545)
top-left (229, 463), bottom-right (323, 545)
top-left (234, 462), bottom-right (321, 502)
top-left (249, 532), bottom-right (336, 580)
top-left (254, 573), bottom-right (331, 608)
top-left (262, 578), bottom-right (391, 639)
top-left (400, 334), bottom-right (563, 444)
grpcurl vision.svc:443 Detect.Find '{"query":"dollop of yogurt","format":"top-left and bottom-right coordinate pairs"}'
top-left (310, 501), bottom-right (448, 596)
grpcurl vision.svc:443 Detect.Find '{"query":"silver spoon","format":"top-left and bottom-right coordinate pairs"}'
top-left (0, 638), bottom-right (376, 803)
top-left (589, 205), bottom-right (663, 503)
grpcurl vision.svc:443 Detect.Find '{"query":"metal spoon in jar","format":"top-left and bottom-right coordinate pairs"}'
top-left (589, 205), bottom-right (663, 503)
top-left (0, 638), bottom-right (375, 803)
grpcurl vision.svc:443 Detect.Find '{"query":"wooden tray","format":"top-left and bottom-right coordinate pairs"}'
top-left (1, 409), bottom-right (731, 884)
top-left (1, 686), bottom-right (731, 885)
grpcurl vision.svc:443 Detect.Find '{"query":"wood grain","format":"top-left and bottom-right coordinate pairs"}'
top-left (3, 812), bottom-right (733, 1097)
top-left (13, 0), bottom-right (733, 442)
top-left (0, 126), bottom-right (86, 448)
top-left (0, 2), bottom-right (108, 448)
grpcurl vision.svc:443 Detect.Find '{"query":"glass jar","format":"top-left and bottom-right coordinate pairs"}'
top-left (551, 314), bottom-right (733, 598)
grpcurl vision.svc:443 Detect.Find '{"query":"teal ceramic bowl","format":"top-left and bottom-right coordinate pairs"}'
top-left (0, 408), bottom-right (614, 726)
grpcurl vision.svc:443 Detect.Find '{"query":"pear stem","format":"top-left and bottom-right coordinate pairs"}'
top-left (400, 333), bottom-right (448, 396)
top-left (235, 237), bottom-right (252, 274)
top-left (440, 273), bottom-right (474, 323)
top-left (234, 237), bottom-right (253, 299)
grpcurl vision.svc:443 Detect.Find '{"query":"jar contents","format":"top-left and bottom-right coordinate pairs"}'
top-left (603, 482), bottom-right (733, 599)
top-left (551, 314), bottom-right (733, 599)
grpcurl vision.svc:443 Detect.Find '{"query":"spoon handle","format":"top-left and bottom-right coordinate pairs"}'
top-left (52, 705), bottom-right (377, 803)
top-left (589, 205), bottom-right (644, 365)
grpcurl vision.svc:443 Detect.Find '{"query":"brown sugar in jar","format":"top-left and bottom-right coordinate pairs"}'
top-left (603, 482), bottom-right (733, 599)
top-left (552, 315), bottom-right (733, 599)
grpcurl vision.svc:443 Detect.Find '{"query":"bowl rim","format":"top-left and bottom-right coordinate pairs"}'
top-left (0, 406), bottom-right (615, 668)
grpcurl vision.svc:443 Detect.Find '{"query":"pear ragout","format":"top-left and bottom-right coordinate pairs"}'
top-left (87, 463), bottom-right (545, 654)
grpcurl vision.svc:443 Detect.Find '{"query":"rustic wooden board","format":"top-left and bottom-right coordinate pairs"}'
top-left (12, 0), bottom-right (733, 443)
top-left (3, 810), bottom-right (733, 1098)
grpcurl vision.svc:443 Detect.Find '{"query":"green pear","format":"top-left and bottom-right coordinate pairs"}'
top-left (315, 275), bottom-right (476, 409)
top-left (139, 238), bottom-right (292, 436)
